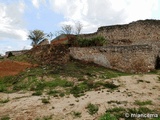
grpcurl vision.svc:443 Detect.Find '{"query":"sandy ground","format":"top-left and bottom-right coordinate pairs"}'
top-left (0, 74), bottom-right (160, 120)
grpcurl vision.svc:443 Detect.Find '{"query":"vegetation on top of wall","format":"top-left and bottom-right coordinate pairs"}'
top-left (71, 36), bottom-right (106, 47)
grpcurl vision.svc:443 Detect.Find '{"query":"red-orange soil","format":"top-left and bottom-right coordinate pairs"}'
top-left (51, 37), bottom-right (68, 45)
top-left (0, 60), bottom-right (35, 77)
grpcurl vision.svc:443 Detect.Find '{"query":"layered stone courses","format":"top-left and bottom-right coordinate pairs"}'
top-left (80, 19), bottom-right (160, 46)
top-left (69, 44), bottom-right (158, 73)
top-left (69, 20), bottom-right (160, 73)
top-left (98, 20), bottom-right (160, 42)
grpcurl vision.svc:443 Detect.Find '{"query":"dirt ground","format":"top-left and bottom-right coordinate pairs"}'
top-left (0, 60), bottom-right (35, 77)
top-left (0, 74), bottom-right (160, 120)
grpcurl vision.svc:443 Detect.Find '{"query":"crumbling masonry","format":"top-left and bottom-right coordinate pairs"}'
top-left (69, 20), bottom-right (160, 73)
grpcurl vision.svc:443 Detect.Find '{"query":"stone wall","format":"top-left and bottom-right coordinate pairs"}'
top-left (79, 20), bottom-right (160, 46)
top-left (38, 39), bottom-right (49, 45)
top-left (5, 50), bottom-right (29, 57)
top-left (69, 45), bottom-right (158, 73)
top-left (51, 34), bottom-right (76, 46)
top-left (51, 34), bottom-right (69, 45)
top-left (28, 44), bottom-right (70, 65)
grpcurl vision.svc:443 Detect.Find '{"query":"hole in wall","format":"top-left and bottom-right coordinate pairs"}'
top-left (155, 56), bottom-right (160, 69)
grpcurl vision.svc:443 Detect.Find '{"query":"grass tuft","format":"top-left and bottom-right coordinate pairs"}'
top-left (0, 98), bottom-right (9, 104)
top-left (99, 112), bottom-right (117, 120)
top-left (41, 98), bottom-right (50, 104)
top-left (134, 100), bottom-right (153, 106)
top-left (86, 103), bottom-right (99, 115)
top-left (73, 111), bottom-right (81, 118)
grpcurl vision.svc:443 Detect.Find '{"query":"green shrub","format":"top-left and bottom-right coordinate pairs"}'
top-left (74, 36), bottom-right (106, 47)
top-left (91, 36), bottom-right (106, 46)
top-left (59, 92), bottom-right (65, 97)
top-left (35, 82), bottom-right (46, 91)
top-left (41, 98), bottom-right (50, 104)
top-left (73, 111), bottom-right (81, 118)
top-left (0, 84), bottom-right (6, 92)
top-left (42, 115), bottom-right (52, 120)
top-left (134, 100), bottom-right (152, 106)
top-left (35, 115), bottom-right (52, 120)
top-left (0, 98), bottom-right (9, 103)
top-left (70, 82), bottom-right (91, 97)
top-left (127, 107), bottom-right (153, 114)
top-left (86, 103), bottom-right (99, 115)
top-left (47, 90), bottom-right (59, 95)
top-left (63, 81), bottom-right (74, 87)
top-left (106, 107), bottom-right (125, 113)
top-left (70, 86), bottom-right (82, 97)
top-left (1, 115), bottom-right (10, 120)
top-left (45, 79), bottom-right (72, 88)
top-left (13, 83), bottom-right (27, 91)
top-left (99, 113), bottom-right (117, 120)
top-left (103, 83), bottom-right (119, 89)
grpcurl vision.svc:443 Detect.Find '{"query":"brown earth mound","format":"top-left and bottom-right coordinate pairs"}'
top-left (0, 60), bottom-right (35, 77)
top-left (28, 44), bottom-right (70, 65)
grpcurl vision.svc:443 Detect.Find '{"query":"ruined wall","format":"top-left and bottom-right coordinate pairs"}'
top-left (51, 34), bottom-right (68, 45)
top-left (51, 34), bottom-right (76, 45)
top-left (80, 20), bottom-right (160, 46)
top-left (5, 50), bottom-right (29, 57)
top-left (38, 39), bottom-right (49, 46)
top-left (69, 45), bottom-right (158, 73)
top-left (28, 44), bottom-right (70, 65)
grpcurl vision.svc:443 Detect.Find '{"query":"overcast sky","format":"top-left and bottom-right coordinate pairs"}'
top-left (0, 0), bottom-right (160, 55)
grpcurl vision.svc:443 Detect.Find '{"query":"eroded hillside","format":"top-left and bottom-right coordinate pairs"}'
top-left (0, 58), bottom-right (160, 120)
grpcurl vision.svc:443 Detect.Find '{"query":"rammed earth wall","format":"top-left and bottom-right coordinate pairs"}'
top-left (69, 45), bottom-right (158, 73)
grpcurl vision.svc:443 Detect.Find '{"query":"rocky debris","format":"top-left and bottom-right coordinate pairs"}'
top-left (27, 44), bottom-right (70, 66)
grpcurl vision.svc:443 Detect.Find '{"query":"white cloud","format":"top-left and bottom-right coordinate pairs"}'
top-left (32, 0), bottom-right (39, 8)
top-left (32, 0), bottom-right (46, 9)
top-left (49, 0), bottom-right (159, 33)
top-left (0, 1), bottom-right (28, 40)
top-left (0, 42), bottom-right (13, 55)
top-left (123, 0), bottom-right (159, 22)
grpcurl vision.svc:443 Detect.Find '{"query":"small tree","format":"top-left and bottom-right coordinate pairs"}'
top-left (62, 25), bottom-right (73, 34)
top-left (75, 21), bottom-right (83, 35)
top-left (53, 22), bottom-right (83, 46)
top-left (28, 30), bottom-right (46, 46)
top-left (55, 22), bottom-right (83, 37)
